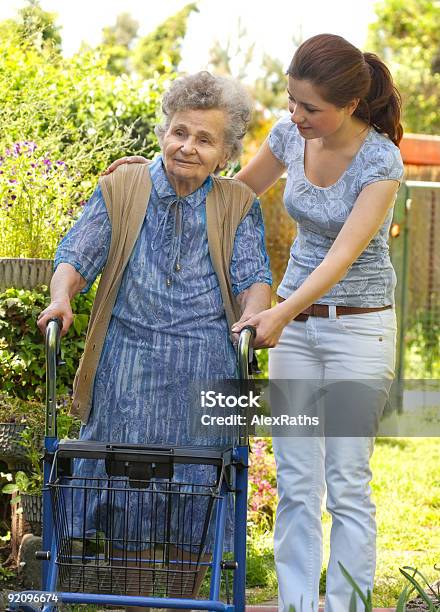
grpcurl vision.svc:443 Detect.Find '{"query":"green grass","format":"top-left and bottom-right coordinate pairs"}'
top-left (368, 437), bottom-right (440, 607)
top-left (246, 436), bottom-right (440, 607)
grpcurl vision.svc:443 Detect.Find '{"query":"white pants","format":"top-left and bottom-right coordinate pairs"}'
top-left (269, 308), bottom-right (397, 612)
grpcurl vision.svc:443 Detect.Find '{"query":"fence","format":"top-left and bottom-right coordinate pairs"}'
top-left (391, 181), bottom-right (440, 379)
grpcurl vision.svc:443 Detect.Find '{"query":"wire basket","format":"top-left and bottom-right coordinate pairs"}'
top-left (48, 444), bottom-right (228, 599)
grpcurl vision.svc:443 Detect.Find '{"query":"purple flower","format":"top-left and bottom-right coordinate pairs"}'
top-left (8, 179), bottom-right (17, 184)
top-left (11, 195), bottom-right (16, 200)
top-left (43, 159), bottom-right (52, 166)
top-left (24, 141), bottom-right (37, 152)
top-left (56, 161), bottom-right (66, 166)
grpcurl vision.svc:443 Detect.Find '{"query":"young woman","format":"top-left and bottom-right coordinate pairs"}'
top-left (105, 34), bottom-right (404, 611)
top-left (232, 34), bottom-right (404, 612)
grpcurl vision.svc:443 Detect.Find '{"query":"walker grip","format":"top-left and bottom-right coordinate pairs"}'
top-left (241, 324), bottom-right (257, 340)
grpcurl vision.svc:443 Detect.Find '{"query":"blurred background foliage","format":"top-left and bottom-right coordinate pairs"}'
top-left (367, 0), bottom-right (440, 135)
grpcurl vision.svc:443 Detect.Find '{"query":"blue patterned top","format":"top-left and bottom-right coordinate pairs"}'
top-left (269, 115), bottom-right (404, 306)
top-left (55, 155), bottom-right (271, 439)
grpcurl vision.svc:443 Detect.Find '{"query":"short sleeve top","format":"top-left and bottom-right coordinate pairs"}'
top-left (268, 115), bottom-right (405, 306)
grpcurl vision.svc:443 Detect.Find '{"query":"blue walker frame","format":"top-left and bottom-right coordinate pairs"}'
top-left (8, 320), bottom-right (255, 612)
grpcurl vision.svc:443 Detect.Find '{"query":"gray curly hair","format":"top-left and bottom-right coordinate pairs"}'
top-left (155, 71), bottom-right (253, 162)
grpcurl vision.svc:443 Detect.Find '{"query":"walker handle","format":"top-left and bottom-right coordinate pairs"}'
top-left (45, 318), bottom-right (62, 437)
top-left (237, 325), bottom-right (257, 380)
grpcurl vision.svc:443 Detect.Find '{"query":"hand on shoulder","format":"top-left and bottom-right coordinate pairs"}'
top-left (101, 155), bottom-right (149, 176)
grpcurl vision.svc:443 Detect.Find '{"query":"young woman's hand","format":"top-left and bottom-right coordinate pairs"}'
top-left (231, 306), bottom-right (290, 348)
top-left (101, 155), bottom-right (149, 176)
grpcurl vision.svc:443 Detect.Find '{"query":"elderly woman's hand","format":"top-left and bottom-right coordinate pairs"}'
top-left (232, 306), bottom-right (290, 349)
top-left (101, 155), bottom-right (149, 176)
top-left (37, 299), bottom-right (74, 337)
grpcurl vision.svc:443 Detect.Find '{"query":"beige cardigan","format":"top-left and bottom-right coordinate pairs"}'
top-left (71, 162), bottom-right (257, 423)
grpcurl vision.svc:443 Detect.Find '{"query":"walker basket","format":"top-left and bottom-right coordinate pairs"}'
top-left (47, 441), bottom-right (231, 599)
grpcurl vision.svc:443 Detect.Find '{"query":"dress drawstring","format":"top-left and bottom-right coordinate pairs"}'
top-left (151, 198), bottom-right (183, 287)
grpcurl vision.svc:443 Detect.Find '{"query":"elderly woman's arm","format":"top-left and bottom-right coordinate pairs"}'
top-left (236, 282), bottom-right (271, 321)
top-left (38, 185), bottom-right (111, 336)
top-left (37, 264), bottom-right (86, 336)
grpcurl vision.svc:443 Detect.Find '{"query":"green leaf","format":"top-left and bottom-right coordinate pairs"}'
top-left (399, 568), bottom-right (436, 611)
top-left (401, 566), bottom-right (440, 598)
top-left (349, 590), bottom-right (358, 612)
top-left (338, 562), bottom-right (372, 610)
top-left (396, 584), bottom-right (411, 612)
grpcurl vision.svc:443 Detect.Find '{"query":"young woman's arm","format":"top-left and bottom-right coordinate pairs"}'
top-left (102, 155), bottom-right (148, 175)
top-left (235, 140), bottom-right (286, 196)
top-left (232, 179), bottom-right (400, 347)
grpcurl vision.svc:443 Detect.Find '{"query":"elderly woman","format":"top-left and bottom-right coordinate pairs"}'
top-left (37, 71), bottom-right (271, 611)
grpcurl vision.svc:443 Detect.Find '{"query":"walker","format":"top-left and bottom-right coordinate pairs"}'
top-left (7, 318), bottom-right (255, 611)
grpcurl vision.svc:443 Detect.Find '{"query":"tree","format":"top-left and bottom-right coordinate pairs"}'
top-left (16, 0), bottom-right (62, 52)
top-left (367, 0), bottom-right (440, 134)
top-left (253, 54), bottom-right (289, 113)
top-left (208, 23), bottom-right (293, 167)
top-left (132, 3), bottom-right (198, 79)
top-left (100, 12), bottom-right (139, 75)
top-left (209, 19), bottom-right (255, 81)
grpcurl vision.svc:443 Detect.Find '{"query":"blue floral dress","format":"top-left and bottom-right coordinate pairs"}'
top-left (55, 156), bottom-right (271, 551)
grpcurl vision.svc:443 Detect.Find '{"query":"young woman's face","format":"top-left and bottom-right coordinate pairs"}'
top-left (287, 76), bottom-right (355, 139)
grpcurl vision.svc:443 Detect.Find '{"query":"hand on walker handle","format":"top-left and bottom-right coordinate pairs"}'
top-left (37, 300), bottom-right (73, 337)
top-left (232, 306), bottom-right (289, 349)
top-left (101, 155), bottom-right (149, 176)
top-left (231, 312), bottom-right (258, 346)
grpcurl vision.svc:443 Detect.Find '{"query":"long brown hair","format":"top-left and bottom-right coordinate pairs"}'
top-left (287, 34), bottom-right (403, 146)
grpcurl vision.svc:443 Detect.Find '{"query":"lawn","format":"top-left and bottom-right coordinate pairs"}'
top-left (246, 436), bottom-right (440, 607)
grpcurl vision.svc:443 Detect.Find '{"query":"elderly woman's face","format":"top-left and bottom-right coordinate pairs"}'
top-left (162, 109), bottom-right (229, 196)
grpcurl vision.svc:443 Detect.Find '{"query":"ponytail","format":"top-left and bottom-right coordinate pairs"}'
top-left (357, 53), bottom-right (403, 146)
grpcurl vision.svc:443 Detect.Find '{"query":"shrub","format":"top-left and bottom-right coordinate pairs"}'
top-left (0, 23), bottom-right (169, 259)
top-left (248, 438), bottom-right (277, 532)
top-left (0, 141), bottom-right (79, 257)
top-left (405, 310), bottom-right (440, 378)
top-left (0, 285), bottom-right (95, 400)
top-left (2, 394), bottom-right (80, 499)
